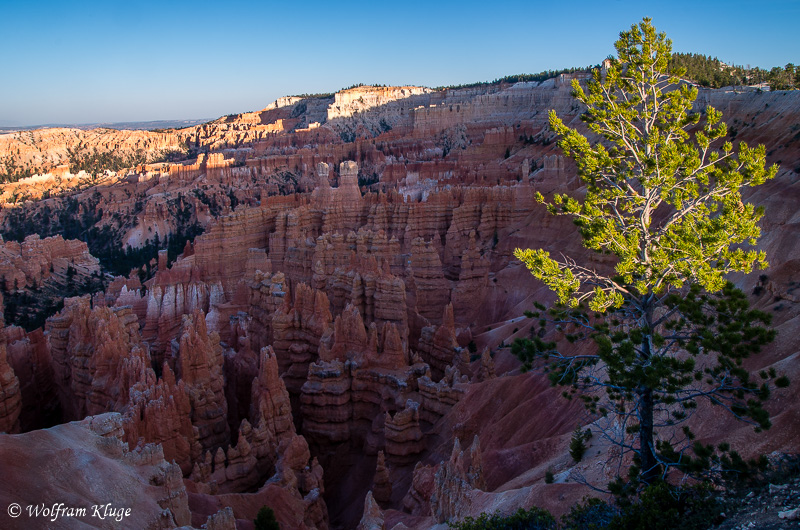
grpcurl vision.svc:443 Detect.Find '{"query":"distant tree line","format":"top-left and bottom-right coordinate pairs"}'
top-left (670, 52), bottom-right (800, 90)
top-left (434, 54), bottom-right (800, 93)
top-left (436, 66), bottom-right (596, 91)
top-left (289, 92), bottom-right (334, 99)
top-left (765, 63), bottom-right (800, 91)
top-left (341, 83), bottom-right (388, 91)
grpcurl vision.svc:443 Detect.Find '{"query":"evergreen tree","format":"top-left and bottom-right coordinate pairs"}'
top-left (254, 506), bottom-right (280, 530)
top-left (569, 426), bottom-right (592, 462)
top-left (513, 18), bottom-right (783, 485)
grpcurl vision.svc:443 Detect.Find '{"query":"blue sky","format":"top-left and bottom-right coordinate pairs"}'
top-left (1, 0), bottom-right (798, 127)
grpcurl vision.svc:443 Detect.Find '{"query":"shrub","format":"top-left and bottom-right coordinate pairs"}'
top-left (562, 483), bottom-right (723, 530)
top-left (610, 482), bottom-right (723, 530)
top-left (561, 497), bottom-right (619, 530)
top-left (449, 507), bottom-right (556, 530)
top-left (569, 426), bottom-right (593, 462)
top-left (254, 506), bottom-right (280, 530)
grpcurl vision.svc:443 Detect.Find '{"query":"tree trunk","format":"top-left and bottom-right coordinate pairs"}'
top-left (638, 386), bottom-right (659, 484)
top-left (639, 297), bottom-right (659, 484)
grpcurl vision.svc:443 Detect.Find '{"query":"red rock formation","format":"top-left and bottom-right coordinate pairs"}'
top-left (323, 303), bottom-right (374, 363)
top-left (300, 359), bottom-right (353, 446)
top-left (272, 283), bottom-right (333, 395)
top-left (384, 400), bottom-right (425, 463)
top-left (172, 310), bottom-right (230, 451)
top-left (3, 327), bottom-right (59, 430)
top-left (0, 127), bottom-right (187, 176)
top-left (372, 451), bottom-right (392, 505)
top-left (250, 346), bottom-right (295, 445)
top-left (373, 322), bottom-right (408, 370)
top-left (45, 297), bottom-right (151, 421)
top-left (107, 276), bottom-right (145, 310)
top-left (191, 424), bottom-right (260, 494)
top-left (242, 270), bottom-right (287, 352)
top-left (409, 238), bottom-right (450, 324)
top-left (85, 306), bottom-right (152, 416)
top-left (190, 346), bottom-right (306, 493)
top-left (269, 433), bottom-right (329, 528)
top-left (417, 365), bottom-right (467, 426)
top-left (430, 436), bottom-right (486, 523)
top-left (123, 363), bottom-right (200, 475)
top-left (202, 506), bottom-right (237, 530)
top-left (0, 341), bottom-right (21, 433)
top-left (143, 265), bottom-right (223, 359)
top-left (356, 490), bottom-right (385, 530)
top-left (417, 303), bottom-right (460, 378)
top-left (312, 232), bottom-right (408, 340)
top-left (192, 196), bottom-right (307, 290)
top-left (402, 462), bottom-right (435, 516)
top-left (300, 299), bottom-right (424, 454)
top-left (451, 234), bottom-right (491, 324)
top-left (478, 347), bottom-right (496, 381)
top-left (311, 162), bottom-right (334, 203)
top-left (222, 320), bottom-right (259, 432)
top-left (0, 234), bottom-right (101, 292)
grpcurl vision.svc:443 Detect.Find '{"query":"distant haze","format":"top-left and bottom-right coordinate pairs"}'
top-left (0, 119), bottom-right (214, 133)
top-left (1, 0), bottom-right (798, 127)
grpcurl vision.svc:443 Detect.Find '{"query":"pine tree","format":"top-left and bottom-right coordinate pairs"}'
top-left (569, 426), bottom-right (592, 462)
top-left (254, 506), bottom-right (280, 530)
top-left (513, 18), bottom-right (782, 485)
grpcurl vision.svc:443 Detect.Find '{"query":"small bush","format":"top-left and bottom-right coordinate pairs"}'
top-left (610, 482), bottom-right (723, 530)
top-left (561, 497), bottom-right (619, 530)
top-left (569, 426), bottom-right (593, 462)
top-left (449, 507), bottom-right (556, 530)
top-left (254, 506), bottom-right (280, 530)
top-left (544, 470), bottom-right (554, 484)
